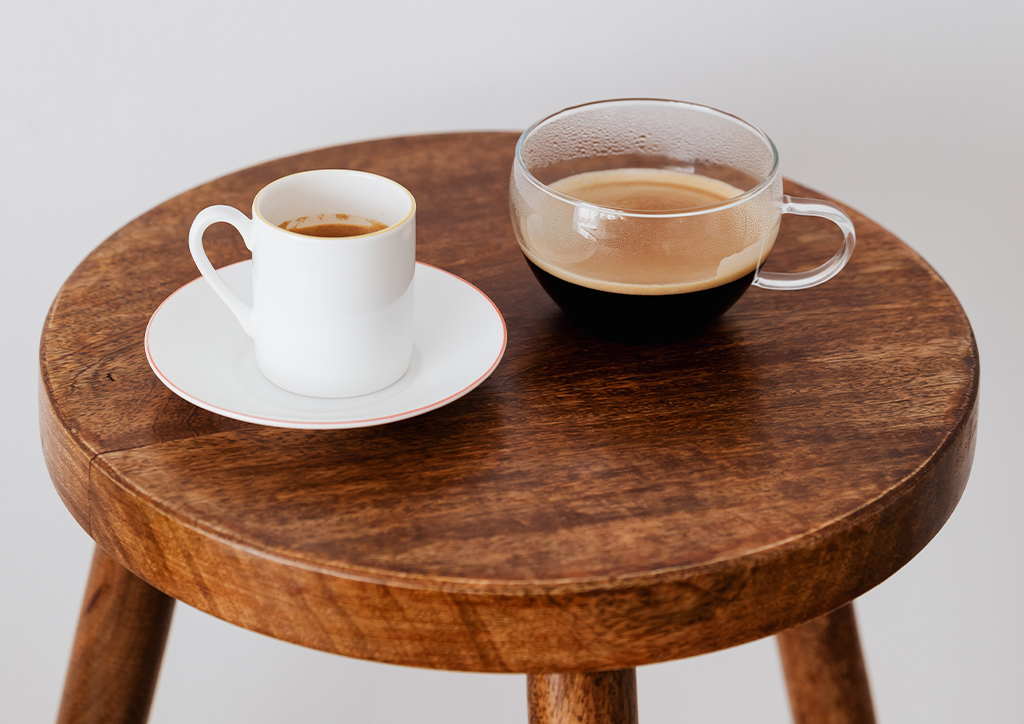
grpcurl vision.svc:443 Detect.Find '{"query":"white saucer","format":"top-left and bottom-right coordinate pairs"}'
top-left (146, 261), bottom-right (506, 429)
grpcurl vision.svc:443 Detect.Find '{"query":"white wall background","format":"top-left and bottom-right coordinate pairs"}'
top-left (2, 1), bottom-right (1021, 722)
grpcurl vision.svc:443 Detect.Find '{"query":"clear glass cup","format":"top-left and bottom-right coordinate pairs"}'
top-left (509, 98), bottom-right (855, 340)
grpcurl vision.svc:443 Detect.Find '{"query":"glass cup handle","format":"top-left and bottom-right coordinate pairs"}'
top-left (752, 195), bottom-right (856, 290)
top-left (188, 205), bottom-right (255, 336)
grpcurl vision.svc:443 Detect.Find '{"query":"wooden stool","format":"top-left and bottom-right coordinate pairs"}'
top-left (40, 133), bottom-right (978, 724)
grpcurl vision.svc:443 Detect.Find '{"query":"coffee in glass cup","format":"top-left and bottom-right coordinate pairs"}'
top-left (509, 99), bottom-right (855, 340)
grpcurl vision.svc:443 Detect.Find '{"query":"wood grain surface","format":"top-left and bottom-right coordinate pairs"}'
top-left (55, 547), bottom-right (174, 724)
top-left (528, 670), bottom-right (638, 724)
top-left (777, 603), bottom-right (876, 724)
top-left (39, 132), bottom-right (978, 673)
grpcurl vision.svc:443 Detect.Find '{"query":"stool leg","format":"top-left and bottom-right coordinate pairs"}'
top-left (527, 669), bottom-right (638, 724)
top-left (56, 545), bottom-right (175, 724)
top-left (776, 603), bottom-right (876, 724)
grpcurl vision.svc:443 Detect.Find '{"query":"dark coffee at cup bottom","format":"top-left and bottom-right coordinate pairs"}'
top-left (524, 257), bottom-right (754, 340)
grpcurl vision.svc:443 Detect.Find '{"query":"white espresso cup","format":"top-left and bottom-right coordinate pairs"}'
top-left (189, 169), bottom-right (416, 398)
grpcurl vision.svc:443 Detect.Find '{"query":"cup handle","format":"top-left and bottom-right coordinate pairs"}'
top-left (188, 205), bottom-right (255, 336)
top-left (752, 195), bottom-right (856, 290)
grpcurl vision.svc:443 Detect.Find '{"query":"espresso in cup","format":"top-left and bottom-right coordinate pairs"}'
top-left (189, 169), bottom-right (416, 397)
top-left (510, 99), bottom-right (855, 340)
top-left (278, 213), bottom-right (389, 238)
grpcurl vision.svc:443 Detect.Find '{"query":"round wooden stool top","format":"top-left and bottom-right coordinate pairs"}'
top-left (39, 132), bottom-right (978, 674)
